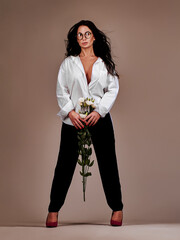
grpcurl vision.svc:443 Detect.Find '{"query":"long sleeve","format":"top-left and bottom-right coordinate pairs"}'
top-left (94, 73), bottom-right (119, 117)
top-left (56, 59), bottom-right (74, 120)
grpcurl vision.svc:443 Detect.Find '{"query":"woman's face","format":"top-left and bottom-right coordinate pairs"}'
top-left (76, 25), bottom-right (95, 49)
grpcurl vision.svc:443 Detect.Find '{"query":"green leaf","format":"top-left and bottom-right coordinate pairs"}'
top-left (88, 160), bottom-right (94, 167)
top-left (88, 148), bottom-right (92, 155)
top-left (85, 159), bottom-right (90, 165)
top-left (84, 172), bottom-right (92, 177)
top-left (87, 131), bottom-right (91, 137)
top-left (78, 131), bottom-right (83, 135)
top-left (82, 132), bottom-right (86, 139)
top-left (78, 150), bottom-right (82, 155)
top-left (78, 159), bottom-right (83, 166)
top-left (77, 135), bottom-right (81, 140)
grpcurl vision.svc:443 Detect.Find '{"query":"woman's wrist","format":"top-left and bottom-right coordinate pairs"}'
top-left (93, 110), bottom-right (101, 118)
top-left (68, 110), bottom-right (75, 117)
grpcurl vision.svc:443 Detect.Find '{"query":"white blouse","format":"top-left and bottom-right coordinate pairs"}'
top-left (56, 55), bottom-right (119, 126)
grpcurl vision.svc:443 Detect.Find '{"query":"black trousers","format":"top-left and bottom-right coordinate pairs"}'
top-left (48, 112), bottom-right (124, 212)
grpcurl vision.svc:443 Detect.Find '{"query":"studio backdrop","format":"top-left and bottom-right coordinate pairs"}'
top-left (0, 0), bottom-right (180, 225)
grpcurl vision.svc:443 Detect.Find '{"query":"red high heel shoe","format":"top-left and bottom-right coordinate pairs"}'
top-left (110, 211), bottom-right (123, 226)
top-left (46, 212), bottom-right (58, 228)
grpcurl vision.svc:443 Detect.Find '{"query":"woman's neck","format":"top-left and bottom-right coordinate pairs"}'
top-left (79, 47), bottom-right (95, 57)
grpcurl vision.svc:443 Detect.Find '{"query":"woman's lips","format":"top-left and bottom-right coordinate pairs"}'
top-left (82, 42), bottom-right (88, 45)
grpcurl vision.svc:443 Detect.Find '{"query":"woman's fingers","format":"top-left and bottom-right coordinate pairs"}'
top-left (84, 114), bottom-right (91, 122)
top-left (69, 110), bottom-right (100, 128)
top-left (73, 123), bottom-right (79, 129)
top-left (91, 118), bottom-right (98, 126)
top-left (85, 112), bottom-right (100, 126)
top-left (69, 110), bottom-right (85, 129)
top-left (72, 118), bottom-right (84, 129)
top-left (76, 118), bottom-right (85, 129)
top-left (87, 116), bottom-right (94, 126)
top-left (74, 121), bottom-right (82, 129)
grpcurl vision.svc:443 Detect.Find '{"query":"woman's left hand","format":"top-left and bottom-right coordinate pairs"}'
top-left (84, 111), bottom-right (101, 126)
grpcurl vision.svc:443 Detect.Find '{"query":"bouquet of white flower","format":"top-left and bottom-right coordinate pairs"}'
top-left (78, 97), bottom-right (95, 118)
top-left (77, 97), bottom-right (96, 201)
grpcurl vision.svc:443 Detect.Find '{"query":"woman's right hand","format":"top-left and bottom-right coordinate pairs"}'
top-left (68, 110), bottom-right (86, 129)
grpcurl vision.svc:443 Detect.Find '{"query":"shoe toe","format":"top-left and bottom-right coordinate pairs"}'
top-left (46, 221), bottom-right (58, 227)
top-left (110, 219), bottom-right (122, 226)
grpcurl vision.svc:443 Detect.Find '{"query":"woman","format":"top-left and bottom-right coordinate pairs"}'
top-left (46, 20), bottom-right (124, 227)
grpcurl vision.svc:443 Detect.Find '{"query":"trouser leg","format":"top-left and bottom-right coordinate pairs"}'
top-left (48, 122), bottom-right (78, 212)
top-left (89, 113), bottom-right (124, 211)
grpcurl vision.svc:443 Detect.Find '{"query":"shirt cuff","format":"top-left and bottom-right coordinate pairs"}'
top-left (57, 101), bottom-right (74, 120)
top-left (94, 105), bottom-right (107, 118)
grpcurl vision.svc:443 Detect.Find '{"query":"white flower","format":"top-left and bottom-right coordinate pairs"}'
top-left (79, 97), bottom-right (84, 103)
top-left (79, 113), bottom-right (87, 119)
top-left (86, 100), bottom-right (93, 106)
top-left (78, 97), bottom-right (85, 106)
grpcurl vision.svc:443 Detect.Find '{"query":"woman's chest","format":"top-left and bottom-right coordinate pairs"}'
top-left (66, 61), bottom-right (108, 91)
top-left (79, 57), bottom-right (99, 84)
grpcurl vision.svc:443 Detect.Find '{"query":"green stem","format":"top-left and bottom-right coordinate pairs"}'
top-left (83, 185), bottom-right (85, 201)
top-left (83, 176), bottom-right (86, 201)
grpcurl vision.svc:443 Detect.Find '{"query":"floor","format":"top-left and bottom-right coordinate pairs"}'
top-left (1, 222), bottom-right (180, 240)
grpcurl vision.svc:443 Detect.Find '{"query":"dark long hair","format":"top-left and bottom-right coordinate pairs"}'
top-left (64, 20), bottom-right (119, 78)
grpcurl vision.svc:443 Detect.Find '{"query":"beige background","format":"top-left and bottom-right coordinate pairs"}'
top-left (0, 0), bottom-right (180, 226)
